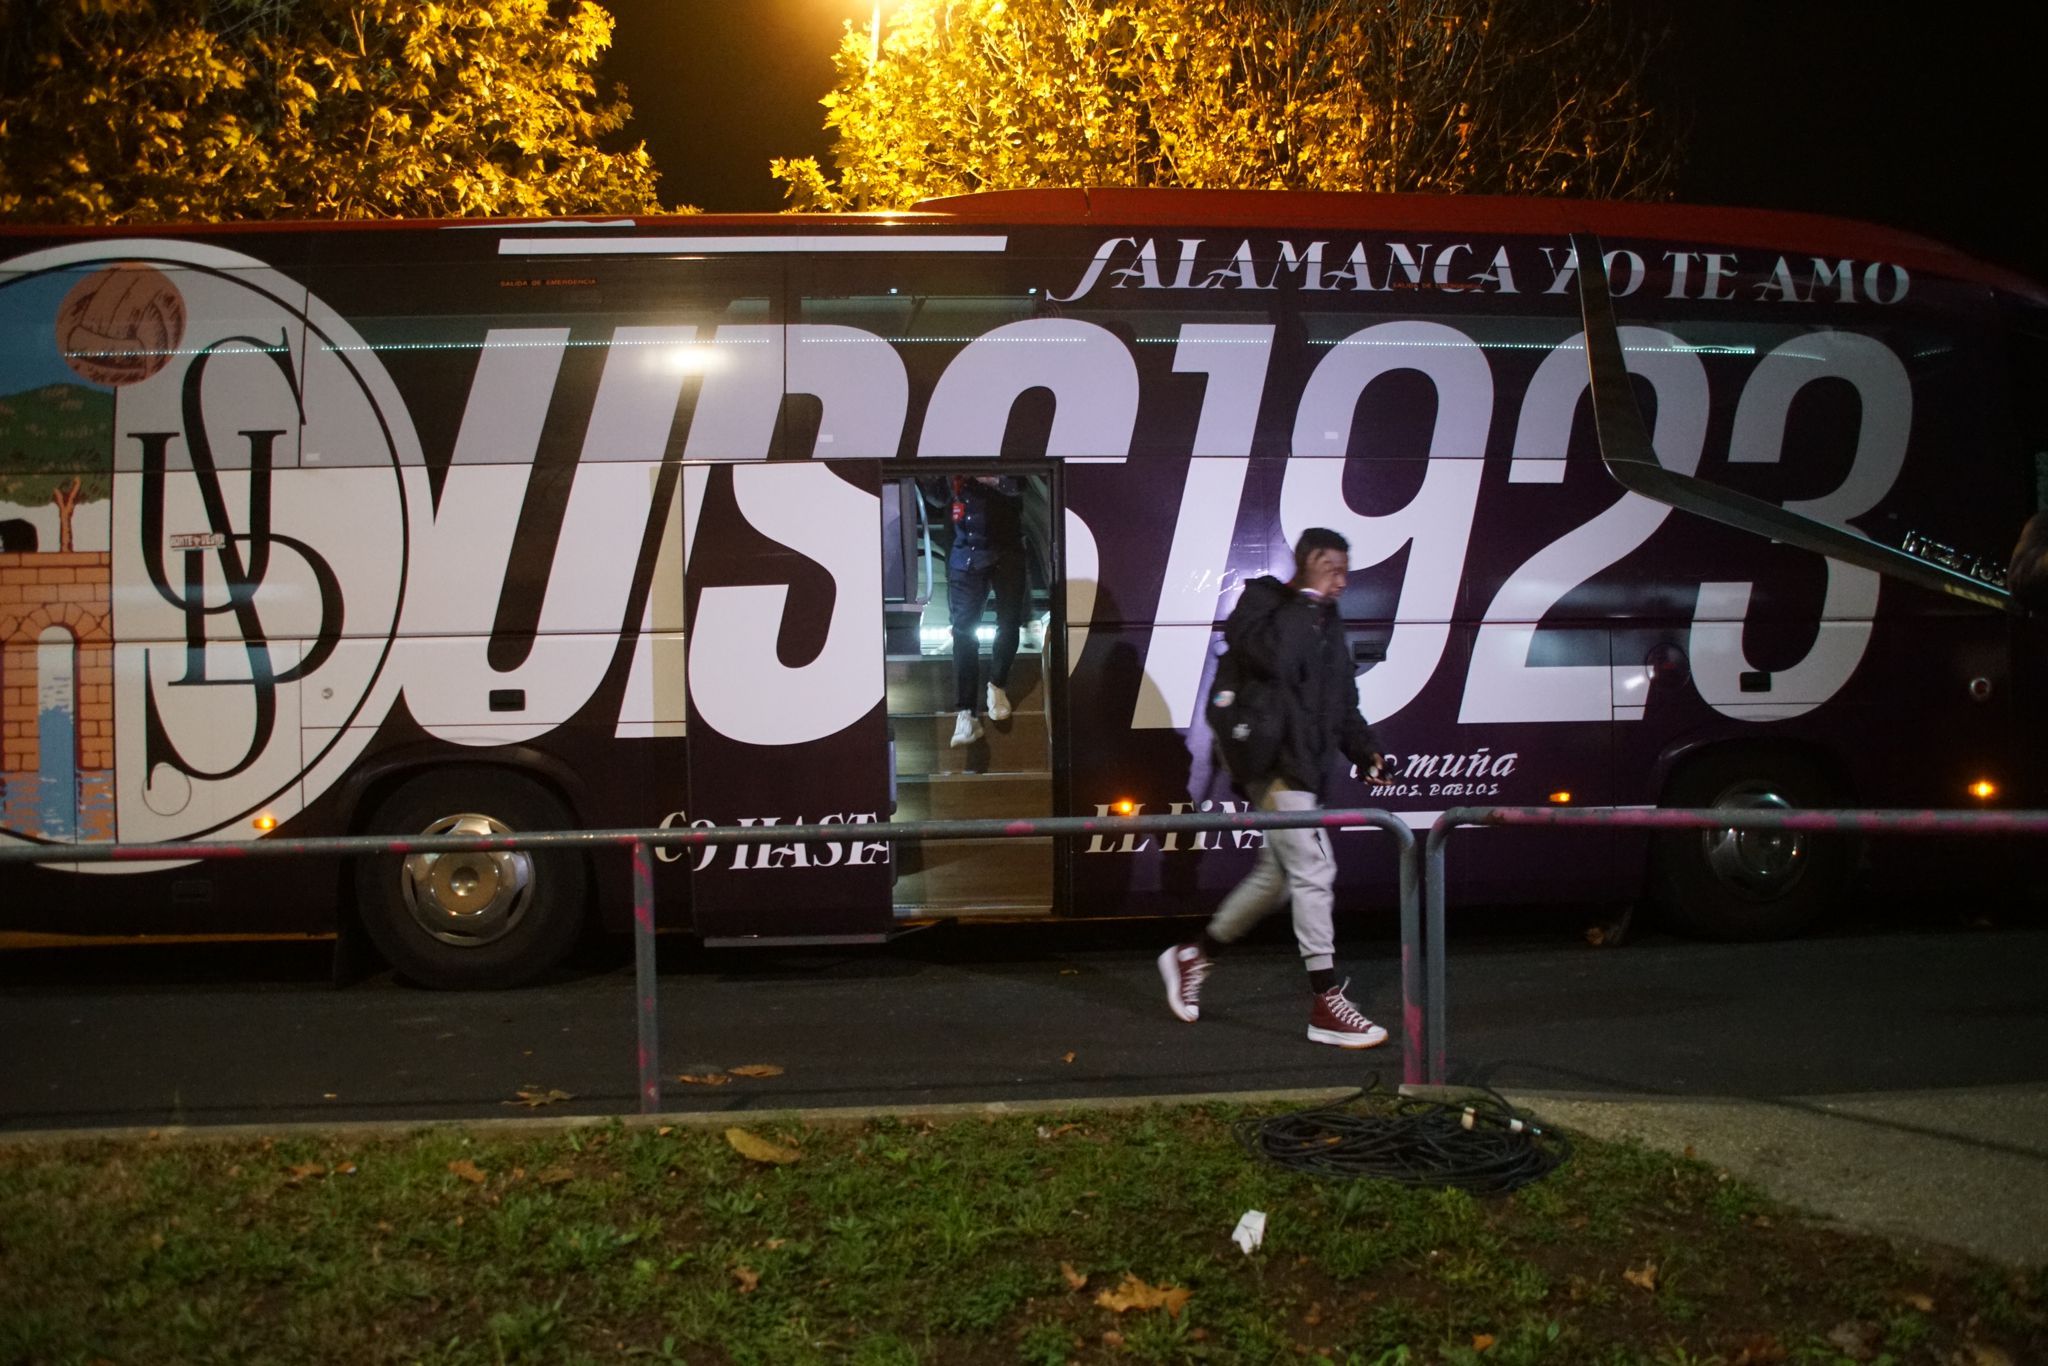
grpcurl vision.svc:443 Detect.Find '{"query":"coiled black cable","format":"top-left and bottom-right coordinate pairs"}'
top-left (1234, 1077), bottom-right (1569, 1195)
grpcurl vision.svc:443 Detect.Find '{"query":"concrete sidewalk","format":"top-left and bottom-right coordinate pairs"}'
top-left (1500, 1083), bottom-right (2048, 1267)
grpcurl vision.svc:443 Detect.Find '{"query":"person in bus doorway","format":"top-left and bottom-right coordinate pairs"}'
top-left (1158, 527), bottom-right (1395, 1048)
top-left (941, 473), bottom-right (1029, 748)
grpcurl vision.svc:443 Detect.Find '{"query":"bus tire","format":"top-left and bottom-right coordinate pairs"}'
top-left (1649, 749), bottom-right (1848, 941)
top-left (353, 770), bottom-right (588, 989)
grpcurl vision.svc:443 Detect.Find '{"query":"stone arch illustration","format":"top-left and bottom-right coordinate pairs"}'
top-left (0, 550), bottom-right (113, 840)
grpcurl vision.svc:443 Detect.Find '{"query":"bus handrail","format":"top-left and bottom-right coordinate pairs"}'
top-left (2, 806), bottom-right (1423, 1112)
top-left (1422, 804), bottom-right (2048, 1086)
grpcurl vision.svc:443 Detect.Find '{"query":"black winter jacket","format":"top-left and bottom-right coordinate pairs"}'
top-left (1223, 576), bottom-right (1382, 797)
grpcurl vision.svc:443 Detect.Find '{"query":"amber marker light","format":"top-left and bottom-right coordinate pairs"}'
top-left (1969, 779), bottom-right (1998, 801)
top-left (1547, 791), bottom-right (1573, 805)
top-left (252, 813), bottom-right (278, 832)
top-left (1113, 799), bottom-right (1137, 816)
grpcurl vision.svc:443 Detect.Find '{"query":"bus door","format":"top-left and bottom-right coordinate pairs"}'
top-left (880, 468), bottom-right (1060, 920)
top-left (680, 460), bottom-right (895, 943)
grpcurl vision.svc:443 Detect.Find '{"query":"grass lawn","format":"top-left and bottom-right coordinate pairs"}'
top-left (0, 1097), bottom-right (2041, 1364)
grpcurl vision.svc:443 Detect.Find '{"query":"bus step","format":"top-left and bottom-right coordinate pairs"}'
top-left (885, 654), bottom-right (1044, 715)
top-left (893, 771), bottom-right (1052, 822)
top-left (698, 931), bottom-right (899, 948)
top-left (892, 899), bottom-right (1056, 920)
top-left (892, 710), bottom-right (1049, 774)
top-left (893, 836), bottom-right (1053, 905)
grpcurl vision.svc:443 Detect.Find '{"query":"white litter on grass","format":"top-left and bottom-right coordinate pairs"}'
top-left (1231, 1209), bottom-right (1267, 1254)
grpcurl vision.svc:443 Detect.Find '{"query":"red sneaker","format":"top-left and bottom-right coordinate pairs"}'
top-left (1157, 942), bottom-right (1210, 1023)
top-left (1308, 980), bottom-right (1388, 1049)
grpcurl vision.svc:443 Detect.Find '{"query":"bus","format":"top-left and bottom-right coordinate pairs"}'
top-left (1, 188), bottom-right (2039, 987)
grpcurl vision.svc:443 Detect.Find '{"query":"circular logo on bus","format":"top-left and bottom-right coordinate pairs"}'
top-left (0, 243), bottom-right (416, 848)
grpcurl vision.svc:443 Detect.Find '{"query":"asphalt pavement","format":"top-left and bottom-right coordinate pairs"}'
top-left (4, 913), bottom-right (2046, 1264)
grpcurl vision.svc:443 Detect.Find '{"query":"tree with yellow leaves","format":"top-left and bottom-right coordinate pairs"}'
top-left (773, 0), bottom-right (1676, 211)
top-left (0, 0), bottom-right (670, 223)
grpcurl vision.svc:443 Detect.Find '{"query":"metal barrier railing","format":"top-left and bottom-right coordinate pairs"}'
top-left (1423, 805), bottom-right (2048, 1087)
top-left (1, 807), bottom-right (1421, 1111)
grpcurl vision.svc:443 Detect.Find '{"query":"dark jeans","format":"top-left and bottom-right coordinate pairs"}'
top-left (949, 552), bottom-right (1026, 710)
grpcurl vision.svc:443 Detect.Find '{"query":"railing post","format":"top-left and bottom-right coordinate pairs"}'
top-left (1424, 816), bottom-right (1456, 1087)
top-left (1395, 820), bottom-right (1424, 1088)
top-left (632, 838), bottom-right (661, 1114)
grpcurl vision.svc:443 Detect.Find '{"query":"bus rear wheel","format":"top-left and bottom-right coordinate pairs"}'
top-left (354, 770), bottom-right (588, 989)
top-left (1649, 749), bottom-right (1848, 941)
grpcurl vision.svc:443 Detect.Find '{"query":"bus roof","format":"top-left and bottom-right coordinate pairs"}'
top-left (6, 186), bottom-right (2040, 303)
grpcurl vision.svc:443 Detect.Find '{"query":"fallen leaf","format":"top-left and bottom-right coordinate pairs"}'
top-left (1825, 1320), bottom-right (1877, 1361)
top-left (1682, 1144), bottom-right (1697, 1159)
top-left (1303, 1302), bottom-right (1323, 1326)
top-left (1060, 1261), bottom-right (1087, 1291)
top-left (1730, 1333), bottom-right (1787, 1365)
top-left (676, 1072), bottom-right (732, 1086)
top-left (1623, 1263), bottom-right (1657, 1292)
top-left (535, 1165), bottom-right (574, 1186)
top-left (1101, 1331), bottom-right (1125, 1347)
top-left (657, 1126), bottom-right (673, 1137)
top-left (1094, 1272), bottom-right (1191, 1317)
top-left (284, 1162), bottom-right (326, 1184)
top-left (725, 1127), bottom-right (801, 1165)
top-left (447, 1159), bottom-right (487, 1185)
top-left (333, 1162), bottom-right (357, 1176)
top-left (1900, 1291), bottom-right (1936, 1313)
top-left (1964, 1346), bottom-right (2015, 1366)
top-left (321, 1092), bottom-right (338, 1100)
top-left (734, 1265), bottom-right (759, 1294)
top-left (1059, 967), bottom-right (1079, 975)
top-left (1750, 1214), bottom-right (1773, 1228)
top-left (1585, 926), bottom-right (1606, 946)
top-left (728, 1064), bottom-right (784, 1078)
top-left (1062, 1051), bottom-right (1076, 1063)
top-left (763, 1238), bottom-right (787, 1250)
top-left (1472, 1333), bottom-right (1496, 1353)
top-left (504, 1087), bottom-right (573, 1108)
top-left (1190, 1328), bottom-right (1208, 1341)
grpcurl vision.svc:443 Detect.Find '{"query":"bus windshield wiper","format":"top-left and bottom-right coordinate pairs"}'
top-left (1571, 231), bottom-right (2018, 615)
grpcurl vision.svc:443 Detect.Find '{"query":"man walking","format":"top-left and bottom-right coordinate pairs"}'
top-left (1158, 527), bottom-right (1393, 1048)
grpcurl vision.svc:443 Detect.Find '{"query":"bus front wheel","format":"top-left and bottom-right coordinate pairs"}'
top-left (1649, 750), bottom-right (1849, 941)
top-left (353, 770), bottom-right (588, 989)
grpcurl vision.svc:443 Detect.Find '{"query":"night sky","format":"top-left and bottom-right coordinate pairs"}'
top-left (599, 1), bottom-right (2045, 283)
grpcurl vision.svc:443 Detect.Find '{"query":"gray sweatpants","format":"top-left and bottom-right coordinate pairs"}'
top-left (1204, 779), bottom-right (1336, 972)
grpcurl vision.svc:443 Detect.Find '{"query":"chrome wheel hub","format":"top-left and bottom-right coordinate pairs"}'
top-left (400, 813), bottom-right (533, 947)
top-left (1700, 783), bottom-right (1806, 900)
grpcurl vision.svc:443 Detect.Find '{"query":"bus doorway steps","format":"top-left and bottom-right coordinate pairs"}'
top-left (886, 651), bottom-right (1054, 917)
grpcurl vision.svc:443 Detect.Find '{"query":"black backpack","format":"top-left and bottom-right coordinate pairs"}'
top-left (1205, 645), bottom-right (1282, 790)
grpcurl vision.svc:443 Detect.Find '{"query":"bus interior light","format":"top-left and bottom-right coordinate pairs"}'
top-left (1547, 791), bottom-right (1573, 805)
top-left (1112, 799), bottom-right (1137, 816)
top-left (1969, 779), bottom-right (1998, 800)
top-left (252, 813), bottom-right (278, 831)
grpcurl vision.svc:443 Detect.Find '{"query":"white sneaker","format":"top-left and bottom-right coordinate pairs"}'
top-left (950, 709), bottom-right (983, 747)
top-left (986, 683), bottom-right (1012, 722)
